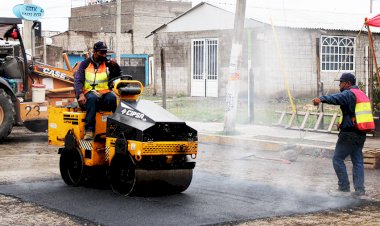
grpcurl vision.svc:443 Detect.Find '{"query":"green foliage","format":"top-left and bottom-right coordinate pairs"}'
top-left (371, 77), bottom-right (380, 115)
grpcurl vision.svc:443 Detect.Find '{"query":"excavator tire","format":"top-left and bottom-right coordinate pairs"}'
top-left (0, 89), bottom-right (14, 140)
top-left (109, 154), bottom-right (193, 196)
top-left (60, 148), bottom-right (84, 186)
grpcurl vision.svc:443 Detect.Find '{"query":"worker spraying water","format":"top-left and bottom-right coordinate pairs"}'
top-left (312, 73), bottom-right (374, 197)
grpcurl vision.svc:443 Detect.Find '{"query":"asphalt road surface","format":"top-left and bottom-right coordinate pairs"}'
top-left (0, 130), bottom-right (363, 226)
top-left (0, 172), bottom-right (362, 226)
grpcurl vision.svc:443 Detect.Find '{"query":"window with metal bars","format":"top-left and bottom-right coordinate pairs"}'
top-left (320, 35), bottom-right (355, 72)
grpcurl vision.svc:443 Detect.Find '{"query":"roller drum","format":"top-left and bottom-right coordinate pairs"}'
top-left (109, 154), bottom-right (193, 195)
top-left (133, 168), bottom-right (193, 195)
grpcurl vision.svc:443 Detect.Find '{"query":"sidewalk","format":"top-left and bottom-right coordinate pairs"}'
top-left (188, 121), bottom-right (380, 157)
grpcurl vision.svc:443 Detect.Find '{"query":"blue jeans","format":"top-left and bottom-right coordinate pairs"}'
top-left (333, 131), bottom-right (366, 192)
top-left (85, 91), bottom-right (116, 132)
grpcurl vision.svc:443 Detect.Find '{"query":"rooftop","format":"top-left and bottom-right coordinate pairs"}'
top-left (246, 7), bottom-right (380, 32)
top-left (148, 2), bottom-right (380, 38)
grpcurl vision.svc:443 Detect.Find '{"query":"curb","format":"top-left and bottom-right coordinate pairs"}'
top-left (198, 133), bottom-right (335, 157)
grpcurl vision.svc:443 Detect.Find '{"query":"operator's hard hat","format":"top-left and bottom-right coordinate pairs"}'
top-left (93, 41), bottom-right (108, 51)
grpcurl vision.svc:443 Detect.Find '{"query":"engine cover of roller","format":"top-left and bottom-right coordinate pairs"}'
top-left (106, 99), bottom-right (197, 165)
top-left (105, 99), bottom-right (198, 195)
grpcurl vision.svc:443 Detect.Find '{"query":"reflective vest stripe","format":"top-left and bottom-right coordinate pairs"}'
top-left (83, 62), bottom-right (110, 94)
top-left (85, 78), bottom-right (108, 84)
top-left (355, 111), bottom-right (373, 115)
top-left (351, 88), bottom-right (375, 132)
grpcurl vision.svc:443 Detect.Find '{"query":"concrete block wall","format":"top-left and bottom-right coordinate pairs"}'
top-left (70, 2), bottom-right (133, 33)
top-left (153, 25), bottom-right (380, 98)
top-left (133, 0), bottom-right (191, 54)
top-left (34, 45), bottom-right (64, 68)
top-left (154, 30), bottom-right (232, 96)
top-left (53, 1), bottom-right (380, 98)
top-left (252, 26), bottom-right (317, 98)
top-left (317, 31), bottom-right (374, 96)
top-left (69, 0), bottom-right (191, 55)
top-left (355, 32), bottom-right (376, 93)
top-left (52, 31), bottom-right (132, 54)
top-left (250, 27), bottom-right (379, 98)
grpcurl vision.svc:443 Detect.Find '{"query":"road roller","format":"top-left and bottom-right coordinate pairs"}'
top-left (48, 76), bottom-right (197, 195)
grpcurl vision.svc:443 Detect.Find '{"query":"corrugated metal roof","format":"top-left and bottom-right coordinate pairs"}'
top-left (147, 2), bottom-right (261, 37)
top-left (149, 2), bottom-right (380, 36)
top-left (245, 8), bottom-right (380, 32)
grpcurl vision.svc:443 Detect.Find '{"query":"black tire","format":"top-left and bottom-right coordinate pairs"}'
top-left (59, 148), bottom-right (84, 186)
top-left (24, 119), bottom-right (48, 132)
top-left (108, 154), bottom-right (136, 195)
top-left (0, 89), bottom-right (14, 140)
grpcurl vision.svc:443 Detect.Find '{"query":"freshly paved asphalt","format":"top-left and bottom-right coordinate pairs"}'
top-left (0, 170), bottom-right (360, 226)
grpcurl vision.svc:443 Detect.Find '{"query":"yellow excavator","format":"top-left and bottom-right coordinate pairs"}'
top-left (48, 77), bottom-right (198, 195)
top-left (0, 17), bottom-right (77, 140)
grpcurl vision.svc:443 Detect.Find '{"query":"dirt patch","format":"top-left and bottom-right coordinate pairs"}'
top-left (0, 195), bottom-right (96, 226)
top-left (0, 127), bottom-right (95, 225)
top-left (235, 202), bottom-right (380, 225)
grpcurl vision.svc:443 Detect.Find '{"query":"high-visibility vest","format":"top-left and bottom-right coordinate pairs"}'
top-left (338, 88), bottom-right (375, 132)
top-left (83, 62), bottom-right (110, 95)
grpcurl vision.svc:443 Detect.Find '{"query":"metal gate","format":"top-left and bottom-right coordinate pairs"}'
top-left (191, 39), bottom-right (218, 97)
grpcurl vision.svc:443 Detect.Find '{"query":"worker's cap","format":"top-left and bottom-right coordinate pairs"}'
top-left (93, 41), bottom-right (108, 51)
top-left (335, 72), bottom-right (356, 84)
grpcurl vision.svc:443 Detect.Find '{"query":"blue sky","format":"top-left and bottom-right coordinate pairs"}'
top-left (1, 0), bottom-right (379, 31)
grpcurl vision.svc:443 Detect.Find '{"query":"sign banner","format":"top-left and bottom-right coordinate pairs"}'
top-left (13, 4), bottom-right (44, 21)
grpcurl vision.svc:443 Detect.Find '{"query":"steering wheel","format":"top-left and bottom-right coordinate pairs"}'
top-left (108, 74), bottom-right (133, 84)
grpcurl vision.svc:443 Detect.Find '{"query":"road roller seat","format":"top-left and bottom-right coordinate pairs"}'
top-left (113, 79), bottom-right (143, 102)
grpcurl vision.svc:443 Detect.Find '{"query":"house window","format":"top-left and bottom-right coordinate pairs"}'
top-left (320, 36), bottom-right (355, 71)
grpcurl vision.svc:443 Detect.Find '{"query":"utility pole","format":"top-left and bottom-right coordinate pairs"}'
top-left (223, 0), bottom-right (247, 133)
top-left (161, 48), bottom-right (167, 109)
top-left (247, 30), bottom-right (254, 124)
top-left (370, 0), bottom-right (373, 13)
top-left (115, 0), bottom-right (121, 63)
top-left (43, 37), bottom-right (47, 64)
top-left (24, 0), bottom-right (33, 58)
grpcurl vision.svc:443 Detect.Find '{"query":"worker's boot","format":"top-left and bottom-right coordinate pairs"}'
top-left (84, 130), bottom-right (94, 140)
top-left (328, 188), bottom-right (351, 197)
top-left (352, 190), bottom-right (366, 197)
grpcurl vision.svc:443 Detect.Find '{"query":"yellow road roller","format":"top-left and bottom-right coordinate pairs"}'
top-left (48, 76), bottom-right (197, 195)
